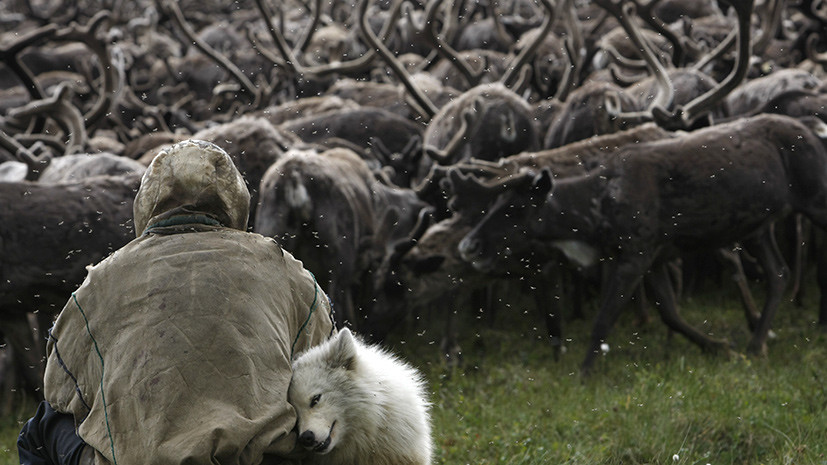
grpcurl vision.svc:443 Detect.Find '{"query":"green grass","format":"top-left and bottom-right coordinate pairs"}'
top-left (392, 276), bottom-right (827, 465)
top-left (0, 399), bottom-right (35, 465)
top-left (2, 277), bottom-right (826, 465)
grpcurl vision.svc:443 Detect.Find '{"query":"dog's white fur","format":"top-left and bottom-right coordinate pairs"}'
top-left (288, 328), bottom-right (432, 465)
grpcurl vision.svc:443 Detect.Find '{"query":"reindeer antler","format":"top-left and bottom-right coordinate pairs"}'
top-left (805, 33), bottom-right (827, 65)
top-left (0, 128), bottom-right (48, 177)
top-left (53, 11), bottom-right (122, 130)
top-left (499, 0), bottom-right (558, 88)
top-left (359, 0), bottom-right (439, 119)
top-left (0, 23), bottom-right (58, 134)
top-left (253, 0), bottom-right (403, 78)
top-left (594, 0), bottom-right (675, 122)
top-left (752, 0), bottom-right (785, 56)
top-left (690, 28), bottom-right (737, 73)
top-left (7, 81), bottom-right (87, 157)
top-left (653, 0), bottom-right (754, 129)
top-left (413, 0), bottom-right (486, 88)
top-left (423, 103), bottom-right (477, 164)
top-left (292, 0), bottom-right (325, 54)
top-left (161, 0), bottom-right (261, 108)
top-left (627, 0), bottom-right (686, 66)
top-left (554, 0), bottom-right (584, 101)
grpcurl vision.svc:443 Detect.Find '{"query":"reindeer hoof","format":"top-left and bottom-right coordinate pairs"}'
top-left (746, 339), bottom-right (769, 358)
top-left (746, 315), bottom-right (761, 332)
top-left (703, 338), bottom-right (733, 357)
top-left (550, 337), bottom-right (567, 361)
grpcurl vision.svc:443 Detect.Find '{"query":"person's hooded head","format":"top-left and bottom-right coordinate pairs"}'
top-left (133, 139), bottom-right (250, 236)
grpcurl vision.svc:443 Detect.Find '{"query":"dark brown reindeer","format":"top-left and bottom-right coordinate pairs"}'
top-left (254, 147), bottom-right (430, 338)
top-left (372, 123), bottom-right (677, 361)
top-left (444, 122), bottom-right (770, 348)
top-left (451, 114), bottom-right (827, 374)
top-left (1, 173), bottom-right (140, 403)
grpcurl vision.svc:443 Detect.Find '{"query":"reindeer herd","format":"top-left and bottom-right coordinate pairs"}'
top-left (1, 0), bottom-right (827, 405)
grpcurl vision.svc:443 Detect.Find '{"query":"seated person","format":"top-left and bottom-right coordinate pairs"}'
top-left (19, 139), bottom-right (335, 465)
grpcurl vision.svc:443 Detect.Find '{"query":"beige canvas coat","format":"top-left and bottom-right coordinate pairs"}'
top-left (43, 140), bottom-right (334, 465)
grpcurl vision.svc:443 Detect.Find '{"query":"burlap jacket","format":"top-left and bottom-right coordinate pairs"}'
top-left (43, 140), bottom-right (335, 465)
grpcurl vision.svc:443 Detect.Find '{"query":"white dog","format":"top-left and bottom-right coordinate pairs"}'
top-left (288, 328), bottom-right (432, 465)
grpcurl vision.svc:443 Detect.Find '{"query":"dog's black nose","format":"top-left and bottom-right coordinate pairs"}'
top-left (298, 431), bottom-right (316, 448)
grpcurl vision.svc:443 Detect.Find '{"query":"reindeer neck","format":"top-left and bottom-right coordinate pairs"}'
top-left (535, 172), bottom-right (606, 242)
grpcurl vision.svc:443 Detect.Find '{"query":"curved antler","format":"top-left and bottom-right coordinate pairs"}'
top-left (7, 82), bottom-right (87, 157)
top-left (752, 0), bottom-right (785, 56)
top-left (805, 33), bottom-right (827, 65)
top-left (0, 128), bottom-right (48, 176)
top-left (553, 0), bottom-right (584, 101)
top-left (359, 0), bottom-right (439, 119)
top-left (0, 23), bottom-right (58, 134)
top-left (162, 0), bottom-right (261, 107)
top-left (423, 104), bottom-right (477, 164)
top-left (596, 0), bottom-right (675, 112)
top-left (413, 0), bottom-right (485, 88)
top-left (690, 27), bottom-right (737, 72)
top-left (293, 0), bottom-right (325, 54)
top-left (499, 0), bottom-right (558, 88)
top-left (54, 11), bottom-right (122, 130)
top-left (653, 0), bottom-right (754, 129)
top-left (253, 0), bottom-right (403, 78)
top-left (628, 0), bottom-right (686, 66)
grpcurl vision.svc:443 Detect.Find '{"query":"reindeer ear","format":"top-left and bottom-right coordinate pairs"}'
top-left (330, 328), bottom-right (358, 371)
top-left (531, 168), bottom-right (554, 196)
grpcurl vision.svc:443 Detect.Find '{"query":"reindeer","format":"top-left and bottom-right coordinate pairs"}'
top-left (371, 123), bottom-right (676, 362)
top-left (254, 147), bottom-right (430, 339)
top-left (192, 116), bottom-right (297, 228)
top-left (451, 114), bottom-right (827, 374)
top-left (1, 173), bottom-right (140, 402)
top-left (724, 68), bottom-right (823, 117)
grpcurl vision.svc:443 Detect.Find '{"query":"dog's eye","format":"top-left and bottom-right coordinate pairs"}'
top-left (310, 394), bottom-right (321, 408)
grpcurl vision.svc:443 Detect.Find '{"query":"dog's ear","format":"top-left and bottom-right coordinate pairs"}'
top-left (330, 328), bottom-right (357, 371)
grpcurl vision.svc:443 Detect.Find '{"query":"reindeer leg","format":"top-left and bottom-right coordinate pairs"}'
top-left (440, 288), bottom-right (462, 369)
top-left (581, 256), bottom-right (650, 376)
top-left (718, 246), bottom-right (761, 330)
top-left (343, 286), bottom-right (358, 331)
top-left (571, 272), bottom-right (586, 321)
top-left (533, 263), bottom-right (564, 359)
top-left (745, 226), bottom-right (789, 356)
top-left (817, 228), bottom-right (827, 327)
top-left (0, 314), bottom-right (45, 401)
top-left (328, 280), bottom-right (356, 330)
top-left (646, 261), bottom-right (732, 354)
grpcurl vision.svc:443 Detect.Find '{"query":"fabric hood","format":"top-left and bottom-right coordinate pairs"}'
top-left (133, 139), bottom-right (250, 236)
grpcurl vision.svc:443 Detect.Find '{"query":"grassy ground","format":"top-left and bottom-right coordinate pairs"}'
top-left (394, 276), bottom-right (827, 465)
top-left (0, 399), bottom-right (35, 465)
top-left (2, 277), bottom-right (825, 465)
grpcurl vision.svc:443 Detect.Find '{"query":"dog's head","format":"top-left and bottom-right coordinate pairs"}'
top-left (288, 328), bottom-right (359, 454)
